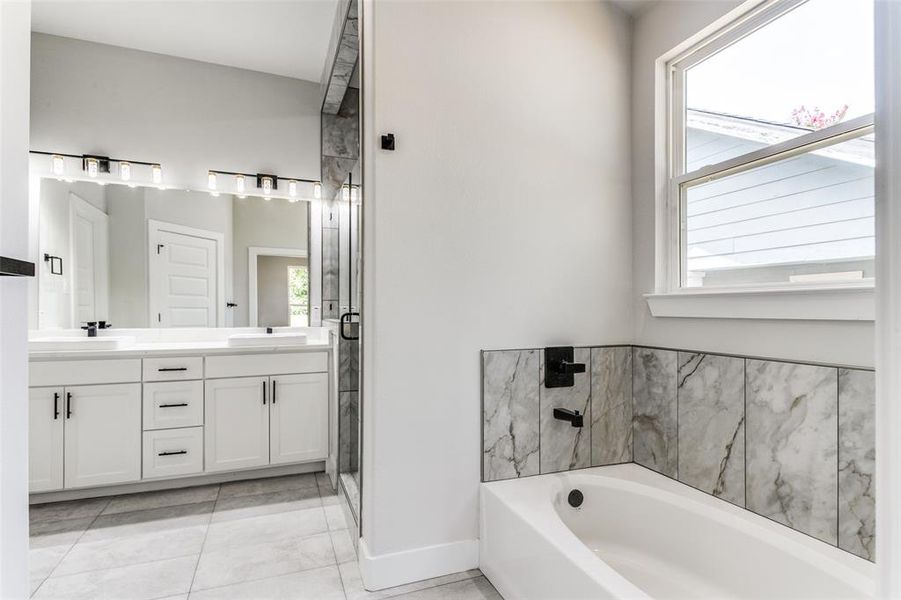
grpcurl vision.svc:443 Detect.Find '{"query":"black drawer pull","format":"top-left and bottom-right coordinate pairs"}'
top-left (158, 367), bottom-right (188, 372)
top-left (159, 403), bottom-right (189, 408)
top-left (66, 392), bottom-right (73, 419)
top-left (53, 392), bottom-right (60, 420)
top-left (158, 450), bottom-right (188, 456)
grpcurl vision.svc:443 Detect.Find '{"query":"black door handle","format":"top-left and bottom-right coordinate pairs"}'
top-left (158, 367), bottom-right (188, 372)
top-left (158, 450), bottom-right (187, 456)
top-left (159, 403), bottom-right (189, 408)
top-left (53, 392), bottom-right (60, 420)
top-left (340, 312), bottom-right (360, 341)
top-left (66, 392), bottom-right (73, 418)
top-left (272, 380), bottom-right (277, 404)
top-left (263, 380), bottom-right (267, 405)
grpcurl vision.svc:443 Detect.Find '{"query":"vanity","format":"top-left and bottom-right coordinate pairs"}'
top-left (29, 330), bottom-right (333, 500)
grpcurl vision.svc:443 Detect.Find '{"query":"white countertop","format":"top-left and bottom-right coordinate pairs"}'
top-left (28, 327), bottom-right (335, 361)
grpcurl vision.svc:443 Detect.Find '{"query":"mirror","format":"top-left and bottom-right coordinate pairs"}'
top-left (35, 178), bottom-right (310, 330)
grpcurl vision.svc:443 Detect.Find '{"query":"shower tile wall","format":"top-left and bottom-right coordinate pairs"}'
top-left (482, 347), bottom-right (631, 483)
top-left (480, 345), bottom-right (876, 561)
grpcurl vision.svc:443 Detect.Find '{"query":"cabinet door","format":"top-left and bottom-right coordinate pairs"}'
top-left (29, 387), bottom-right (64, 492)
top-left (64, 383), bottom-right (141, 489)
top-left (205, 377), bottom-right (269, 472)
top-left (270, 373), bottom-right (328, 464)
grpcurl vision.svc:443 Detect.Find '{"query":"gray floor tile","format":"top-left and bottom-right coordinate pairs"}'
top-left (392, 577), bottom-right (501, 600)
top-left (219, 474), bottom-right (318, 499)
top-left (30, 545), bottom-right (71, 582)
top-left (338, 562), bottom-right (483, 600)
top-left (192, 532), bottom-right (336, 591)
top-left (30, 498), bottom-right (110, 523)
top-left (325, 503), bottom-right (347, 531)
top-left (330, 529), bottom-right (356, 564)
top-left (189, 564), bottom-right (346, 600)
top-left (30, 517), bottom-right (93, 549)
top-left (53, 525), bottom-right (206, 576)
top-left (102, 485), bottom-right (220, 515)
top-left (33, 555), bottom-right (197, 600)
top-left (212, 487), bottom-right (321, 523)
top-left (203, 508), bottom-right (328, 552)
top-left (82, 501), bottom-right (214, 542)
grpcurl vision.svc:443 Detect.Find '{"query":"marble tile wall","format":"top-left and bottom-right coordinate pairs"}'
top-left (481, 344), bottom-right (876, 561)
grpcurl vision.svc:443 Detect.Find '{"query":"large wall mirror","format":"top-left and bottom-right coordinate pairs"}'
top-left (34, 179), bottom-right (310, 330)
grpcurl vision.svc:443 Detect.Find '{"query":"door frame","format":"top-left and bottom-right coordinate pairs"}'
top-left (68, 192), bottom-right (109, 327)
top-left (247, 246), bottom-right (308, 327)
top-left (148, 219), bottom-right (226, 328)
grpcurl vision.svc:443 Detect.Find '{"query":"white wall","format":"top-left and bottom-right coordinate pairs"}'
top-left (0, 1), bottom-right (31, 596)
top-left (361, 0), bottom-right (632, 586)
top-left (630, 0), bottom-right (875, 368)
top-left (30, 33), bottom-right (321, 194)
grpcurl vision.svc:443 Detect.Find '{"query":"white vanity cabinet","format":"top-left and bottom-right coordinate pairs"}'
top-left (204, 353), bottom-right (329, 473)
top-left (29, 383), bottom-right (142, 491)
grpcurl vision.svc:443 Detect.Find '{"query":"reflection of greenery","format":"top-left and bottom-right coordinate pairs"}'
top-left (288, 266), bottom-right (309, 309)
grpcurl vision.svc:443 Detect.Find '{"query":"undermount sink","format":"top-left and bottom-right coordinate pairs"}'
top-left (227, 332), bottom-right (308, 347)
top-left (29, 336), bottom-right (136, 352)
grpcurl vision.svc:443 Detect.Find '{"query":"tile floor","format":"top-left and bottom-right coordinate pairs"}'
top-left (29, 472), bottom-right (500, 600)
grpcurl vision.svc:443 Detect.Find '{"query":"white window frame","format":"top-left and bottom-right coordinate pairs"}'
top-left (648, 0), bottom-right (876, 321)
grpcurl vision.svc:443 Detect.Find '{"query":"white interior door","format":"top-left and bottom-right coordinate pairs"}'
top-left (149, 222), bottom-right (221, 327)
top-left (70, 194), bottom-right (109, 326)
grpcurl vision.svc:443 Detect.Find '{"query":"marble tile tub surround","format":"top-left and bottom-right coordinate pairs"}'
top-left (481, 344), bottom-right (875, 561)
top-left (481, 347), bottom-right (632, 482)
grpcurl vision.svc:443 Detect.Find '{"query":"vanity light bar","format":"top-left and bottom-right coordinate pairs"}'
top-left (30, 151), bottom-right (163, 185)
top-left (207, 169), bottom-right (320, 200)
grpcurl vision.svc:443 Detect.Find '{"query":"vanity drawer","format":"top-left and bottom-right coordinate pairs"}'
top-left (142, 427), bottom-right (204, 479)
top-left (205, 352), bottom-right (328, 378)
top-left (143, 357), bottom-right (203, 382)
top-left (143, 381), bottom-right (203, 430)
top-left (30, 359), bottom-right (141, 387)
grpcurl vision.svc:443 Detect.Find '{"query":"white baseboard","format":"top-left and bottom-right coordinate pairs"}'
top-left (358, 537), bottom-right (479, 591)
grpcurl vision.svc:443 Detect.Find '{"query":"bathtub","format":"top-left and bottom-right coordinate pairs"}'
top-left (479, 464), bottom-right (874, 599)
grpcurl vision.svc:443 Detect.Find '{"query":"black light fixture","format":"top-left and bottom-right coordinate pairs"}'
top-left (207, 169), bottom-right (320, 201)
top-left (30, 150), bottom-right (163, 184)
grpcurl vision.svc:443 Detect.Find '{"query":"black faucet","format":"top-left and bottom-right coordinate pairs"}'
top-left (553, 408), bottom-right (584, 428)
top-left (81, 322), bottom-right (98, 337)
top-left (98, 321), bottom-right (112, 329)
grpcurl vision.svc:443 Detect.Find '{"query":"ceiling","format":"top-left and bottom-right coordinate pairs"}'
top-left (31, 0), bottom-right (341, 82)
top-left (610, 0), bottom-right (658, 17)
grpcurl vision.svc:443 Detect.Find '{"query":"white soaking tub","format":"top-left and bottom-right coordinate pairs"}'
top-left (479, 464), bottom-right (874, 600)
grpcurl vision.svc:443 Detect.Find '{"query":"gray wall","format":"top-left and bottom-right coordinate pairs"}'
top-left (30, 32), bottom-right (321, 194)
top-left (257, 255), bottom-right (306, 327)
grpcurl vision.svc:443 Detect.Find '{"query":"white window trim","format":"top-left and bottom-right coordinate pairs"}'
top-left (652, 0), bottom-right (876, 321)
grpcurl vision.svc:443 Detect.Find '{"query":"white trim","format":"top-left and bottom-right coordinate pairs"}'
top-left (147, 219), bottom-right (226, 328)
top-left (358, 537), bottom-right (479, 591)
top-left (875, 0), bottom-right (901, 596)
top-left (646, 284), bottom-right (874, 321)
top-left (247, 246), bottom-right (309, 327)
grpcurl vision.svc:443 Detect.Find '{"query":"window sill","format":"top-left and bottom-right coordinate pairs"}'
top-left (644, 284), bottom-right (874, 321)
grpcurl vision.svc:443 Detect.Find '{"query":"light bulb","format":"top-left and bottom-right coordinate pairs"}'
top-left (51, 155), bottom-right (65, 176)
top-left (151, 164), bottom-right (162, 184)
top-left (208, 171), bottom-right (217, 190)
top-left (235, 174), bottom-right (245, 195)
top-left (86, 158), bottom-right (99, 178)
top-left (288, 180), bottom-right (297, 198)
top-left (119, 161), bottom-right (131, 181)
top-left (261, 176), bottom-right (273, 196)
top-left (342, 186), bottom-right (350, 202)
top-left (313, 182), bottom-right (322, 199)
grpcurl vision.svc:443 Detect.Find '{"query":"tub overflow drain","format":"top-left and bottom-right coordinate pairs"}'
top-left (568, 489), bottom-right (584, 508)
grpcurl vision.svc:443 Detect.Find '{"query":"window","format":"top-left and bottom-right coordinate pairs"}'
top-left (667, 0), bottom-right (874, 291)
top-left (288, 265), bottom-right (309, 327)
